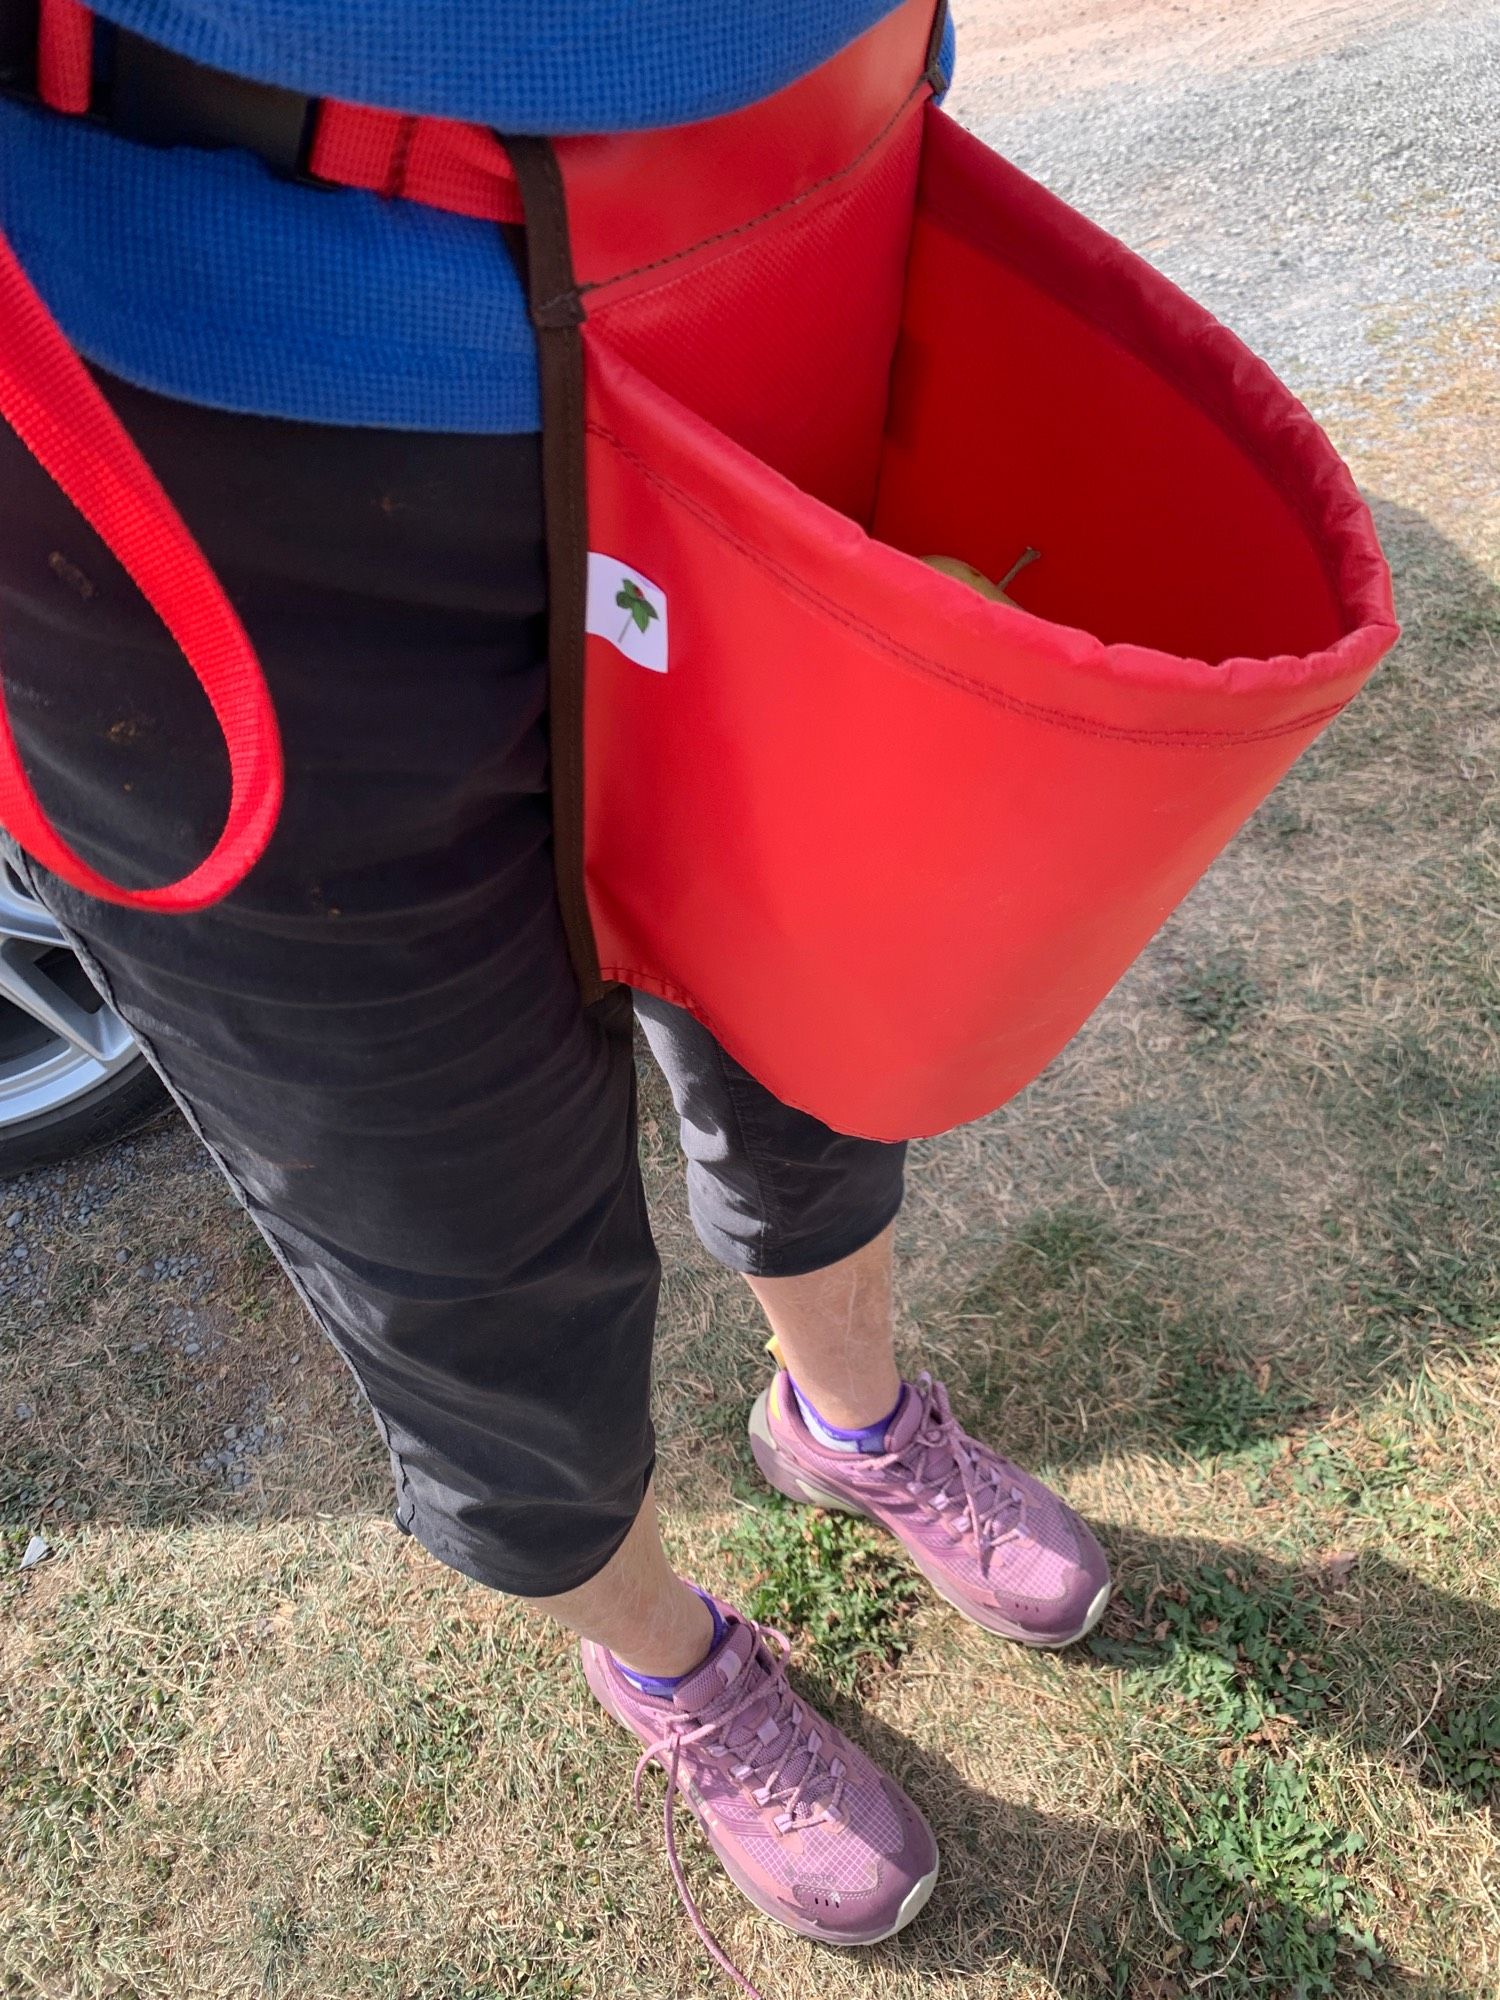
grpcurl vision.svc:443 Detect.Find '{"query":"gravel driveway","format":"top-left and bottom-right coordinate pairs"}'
top-left (949, 0), bottom-right (1498, 415)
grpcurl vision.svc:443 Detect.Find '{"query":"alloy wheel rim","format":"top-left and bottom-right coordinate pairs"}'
top-left (0, 861), bottom-right (138, 1129)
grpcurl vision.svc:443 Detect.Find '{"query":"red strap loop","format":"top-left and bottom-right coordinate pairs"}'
top-left (0, 230), bottom-right (283, 910)
top-left (37, 0), bottom-right (93, 113)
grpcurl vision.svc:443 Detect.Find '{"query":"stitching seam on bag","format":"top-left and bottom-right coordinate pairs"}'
top-left (586, 420), bottom-right (1356, 749)
top-left (579, 80), bottom-right (929, 299)
top-left (582, 157), bottom-right (884, 319)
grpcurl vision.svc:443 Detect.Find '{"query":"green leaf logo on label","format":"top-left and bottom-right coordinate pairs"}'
top-left (616, 577), bottom-right (660, 643)
top-left (586, 553), bottom-right (668, 671)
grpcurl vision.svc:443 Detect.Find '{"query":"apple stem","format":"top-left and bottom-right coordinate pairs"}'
top-left (998, 546), bottom-right (1042, 593)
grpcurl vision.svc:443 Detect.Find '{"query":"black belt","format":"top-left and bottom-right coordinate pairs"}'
top-left (0, 0), bottom-right (326, 184)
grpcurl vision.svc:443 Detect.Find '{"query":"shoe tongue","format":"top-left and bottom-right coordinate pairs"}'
top-left (672, 1614), bottom-right (829, 1806)
top-left (673, 1611), bottom-right (757, 1715)
top-left (883, 1383), bottom-right (925, 1453)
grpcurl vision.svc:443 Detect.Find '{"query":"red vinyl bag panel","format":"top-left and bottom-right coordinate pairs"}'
top-left (564, 0), bottom-right (932, 523)
top-left (580, 106), bottom-right (1397, 1140)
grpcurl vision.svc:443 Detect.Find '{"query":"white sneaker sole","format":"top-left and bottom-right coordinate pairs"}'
top-left (747, 1388), bottom-right (1112, 1650)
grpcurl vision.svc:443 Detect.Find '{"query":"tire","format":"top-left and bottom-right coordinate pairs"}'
top-left (0, 860), bottom-right (167, 1178)
top-left (0, 1053), bottom-right (166, 1177)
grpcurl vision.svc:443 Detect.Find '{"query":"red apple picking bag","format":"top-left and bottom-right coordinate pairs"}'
top-left (0, 0), bottom-right (1397, 1138)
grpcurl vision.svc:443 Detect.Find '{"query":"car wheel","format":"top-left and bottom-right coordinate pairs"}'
top-left (0, 859), bottom-right (164, 1177)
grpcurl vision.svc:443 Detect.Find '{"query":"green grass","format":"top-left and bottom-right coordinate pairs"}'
top-left (318, 1689), bottom-right (486, 1847)
top-left (721, 1495), bottom-right (923, 1693)
top-left (2, 1569), bottom-right (221, 1860)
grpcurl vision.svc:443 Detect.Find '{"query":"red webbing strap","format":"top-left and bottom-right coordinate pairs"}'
top-left (37, 0), bottom-right (92, 112)
top-left (33, 1), bottom-right (521, 223)
top-left (0, 230), bottom-right (284, 909)
top-left (310, 104), bottom-right (523, 223)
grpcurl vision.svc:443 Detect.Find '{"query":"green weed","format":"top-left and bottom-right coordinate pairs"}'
top-left (1421, 1692), bottom-right (1500, 1806)
top-left (1271, 1429), bottom-right (1454, 1544)
top-left (1171, 952), bottom-right (1267, 1043)
top-left (1090, 1564), bottom-right (1332, 1739)
top-left (721, 1496), bottom-right (922, 1693)
top-left (1148, 1760), bottom-right (1384, 1992)
top-left (1167, 1353), bottom-right (1306, 1459)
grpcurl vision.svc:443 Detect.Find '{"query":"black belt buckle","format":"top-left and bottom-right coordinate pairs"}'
top-left (0, 2), bottom-right (328, 189)
top-left (103, 29), bottom-right (327, 185)
top-left (0, 0), bottom-right (40, 101)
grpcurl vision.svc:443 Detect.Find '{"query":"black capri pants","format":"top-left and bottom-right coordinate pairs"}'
top-left (0, 373), bottom-right (905, 1596)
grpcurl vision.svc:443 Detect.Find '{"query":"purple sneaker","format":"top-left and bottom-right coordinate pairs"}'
top-left (582, 1601), bottom-right (938, 1994)
top-left (749, 1371), bottom-right (1111, 1648)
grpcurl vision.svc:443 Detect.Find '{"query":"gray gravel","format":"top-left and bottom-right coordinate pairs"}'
top-left (199, 1383), bottom-right (284, 1491)
top-left (951, 0), bottom-right (1499, 409)
top-left (0, 1130), bottom-right (216, 1318)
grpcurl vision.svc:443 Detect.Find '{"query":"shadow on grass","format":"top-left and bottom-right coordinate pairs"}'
top-left (1071, 1526), bottom-right (1500, 1810)
top-left (787, 1701), bottom-right (1466, 1998)
top-left (918, 1015), bottom-right (1497, 1474)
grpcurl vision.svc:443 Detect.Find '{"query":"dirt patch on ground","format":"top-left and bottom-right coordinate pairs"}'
top-left (950, 0), bottom-right (1460, 109)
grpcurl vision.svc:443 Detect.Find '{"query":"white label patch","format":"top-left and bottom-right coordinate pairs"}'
top-left (586, 552), bottom-right (668, 673)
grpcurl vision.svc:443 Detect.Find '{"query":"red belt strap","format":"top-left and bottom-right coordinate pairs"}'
top-left (309, 106), bottom-right (522, 223)
top-left (0, 231), bottom-right (284, 910)
top-left (36, 0), bottom-right (522, 219)
top-left (36, 0), bottom-right (92, 113)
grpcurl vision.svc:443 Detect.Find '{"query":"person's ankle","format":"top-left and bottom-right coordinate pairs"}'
top-left (610, 1585), bottom-right (722, 1691)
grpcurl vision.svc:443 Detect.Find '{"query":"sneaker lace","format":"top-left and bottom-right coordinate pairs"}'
top-left (875, 1372), bottom-right (1027, 1572)
top-left (631, 1622), bottom-right (846, 2000)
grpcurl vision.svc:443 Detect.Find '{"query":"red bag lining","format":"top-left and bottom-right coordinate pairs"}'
top-left (918, 188), bottom-right (1354, 622)
top-left (895, 134), bottom-right (1387, 646)
top-left (586, 412), bottom-right (1356, 750)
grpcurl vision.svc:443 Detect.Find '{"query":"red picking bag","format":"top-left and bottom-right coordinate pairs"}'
top-left (517, 0), bottom-right (1397, 1138)
top-left (0, 0), bottom-right (1397, 1138)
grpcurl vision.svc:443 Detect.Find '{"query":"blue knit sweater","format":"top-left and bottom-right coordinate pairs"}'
top-left (0, 3), bottom-right (950, 432)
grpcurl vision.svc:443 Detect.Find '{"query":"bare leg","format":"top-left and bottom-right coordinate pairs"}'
top-left (744, 1222), bottom-right (901, 1431)
top-left (535, 1226), bottom-right (902, 1674)
top-left (525, 1479), bottom-right (713, 1678)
